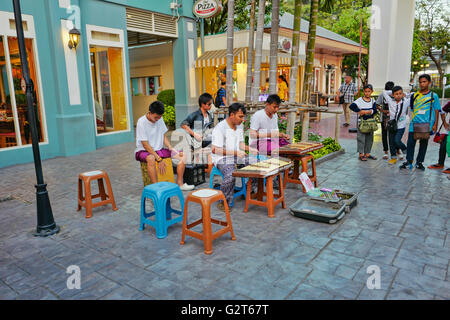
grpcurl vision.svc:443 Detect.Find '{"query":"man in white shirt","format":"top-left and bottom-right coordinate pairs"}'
top-left (212, 103), bottom-right (258, 211)
top-left (249, 94), bottom-right (290, 156)
top-left (135, 101), bottom-right (194, 191)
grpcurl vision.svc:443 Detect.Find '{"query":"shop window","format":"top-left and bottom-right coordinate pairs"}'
top-left (0, 35), bottom-right (45, 150)
top-left (90, 45), bottom-right (128, 134)
top-left (131, 76), bottom-right (161, 96)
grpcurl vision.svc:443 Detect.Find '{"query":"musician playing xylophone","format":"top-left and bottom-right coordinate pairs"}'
top-left (211, 103), bottom-right (259, 212)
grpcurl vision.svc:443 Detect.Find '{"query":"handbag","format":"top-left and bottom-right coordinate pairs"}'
top-left (386, 101), bottom-right (404, 133)
top-left (412, 93), bottom-right (434, 140)
top-left (433, 123), bottom-right (445, 143)
top-left (359, 118), bottom-right (378, 133)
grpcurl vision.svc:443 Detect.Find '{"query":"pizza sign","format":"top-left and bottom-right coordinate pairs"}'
top-left (193, 0), bottom-right (221, 19)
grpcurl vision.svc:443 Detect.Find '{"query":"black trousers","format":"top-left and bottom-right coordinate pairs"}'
top-left (438, 134), bottom-right (448, 166)
top-left (381, 123), bottom-right (389, 152)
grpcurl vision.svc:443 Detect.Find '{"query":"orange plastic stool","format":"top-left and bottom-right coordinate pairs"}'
top-left (300, 155), bottom-right (318, 192)
top-left (77, 170), bottom-right (118, 218)
top-left (180, 189), bottom-right (236, 254)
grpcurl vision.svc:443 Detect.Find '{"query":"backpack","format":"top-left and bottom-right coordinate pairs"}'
top-left (214, 88), bottom-right (224, 107)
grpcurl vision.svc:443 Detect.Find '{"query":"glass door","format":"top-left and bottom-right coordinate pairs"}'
top-left (0, 33), bottom-right (45, 150)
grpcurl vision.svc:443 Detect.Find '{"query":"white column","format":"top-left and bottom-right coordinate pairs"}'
top-left (368, 0), bottom-right (415, 92)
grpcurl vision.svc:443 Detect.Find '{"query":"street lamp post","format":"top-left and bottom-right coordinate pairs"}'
top-left (12, 0), bottom-right (59, 237)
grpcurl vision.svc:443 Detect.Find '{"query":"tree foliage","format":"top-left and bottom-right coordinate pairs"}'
top-left (198, 0), bottom-right (289, 36)
top-left (415, 0), bottom-right (450, 88)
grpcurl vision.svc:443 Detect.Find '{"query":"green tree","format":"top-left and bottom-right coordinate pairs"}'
top-left (415, 0), bottom-right (450, 89)
top-left (199, 0), bottom-right (289, 36)
top-left (319, 7), bottom-right (371, 86)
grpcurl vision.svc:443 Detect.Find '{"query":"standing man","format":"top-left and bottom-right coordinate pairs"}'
top-left (211, 103), bottom-right (259, 211)
top-left (215, 81), bottom-right (227, 121)
top-left (337, 75), bottom-right (358, 127)
top-left (400, 74), bottom-right (442, 171)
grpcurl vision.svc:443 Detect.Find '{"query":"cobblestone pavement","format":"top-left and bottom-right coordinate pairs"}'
top-left (0, 136), bottom-right (449, 300)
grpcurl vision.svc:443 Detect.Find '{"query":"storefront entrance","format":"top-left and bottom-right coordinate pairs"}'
top-left (0, 12), bottom-right (46, 151)
top-left (125, 7), bottom-right (178, 125)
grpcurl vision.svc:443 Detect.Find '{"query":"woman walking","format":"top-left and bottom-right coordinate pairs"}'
top-left (349, 84), bottom-right (378, 161)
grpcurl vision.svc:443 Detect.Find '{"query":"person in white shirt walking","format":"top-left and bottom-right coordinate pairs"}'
top-left (135, 101), bottom-right (194, 191)
top-left (382, 86), bottom-right (410, 165)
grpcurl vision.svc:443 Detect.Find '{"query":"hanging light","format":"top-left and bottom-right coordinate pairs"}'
top-left (68, 27), bottom-right (81, 50)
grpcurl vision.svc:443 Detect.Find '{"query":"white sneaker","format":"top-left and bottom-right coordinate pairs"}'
top-left (180, 183), bottom-right (195, 191)
top-left (382, 153), bottom-right (389, 160)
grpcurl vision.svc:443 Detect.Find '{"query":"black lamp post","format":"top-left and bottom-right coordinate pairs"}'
top-left (12, 0), bottom-right (59, 237)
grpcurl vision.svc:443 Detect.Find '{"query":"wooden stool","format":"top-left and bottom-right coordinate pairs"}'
top-left (77, 170), bottom-right (117, 218)
top-left (180, 189), bottom-right (236, 254)
top-left (140, 158), bottom-right (175, 186)
top-left (300, 155), bottom-right (318, 192)
top-left (245, 172), bottom-right (286, 218)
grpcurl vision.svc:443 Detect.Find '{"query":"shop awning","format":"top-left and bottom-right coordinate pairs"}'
top-left (195, 48), bottom-right (305, 68)
top-left (195, 47), bottom-right (248, 68)
top-left (261, 51), bottom-right (305, 67)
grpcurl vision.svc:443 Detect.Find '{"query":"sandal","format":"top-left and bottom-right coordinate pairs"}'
top-left (359, 155), bottom-right (367, 161)
top-left (442, 168), bottom-right (450, 174)
top-left (367, 155), bottom-right (377, 160)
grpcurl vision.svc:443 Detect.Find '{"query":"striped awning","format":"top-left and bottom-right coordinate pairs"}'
top-left (195, 47), bottom-right (248, 68)
top-left (262, 52), bottom-right (305, 66)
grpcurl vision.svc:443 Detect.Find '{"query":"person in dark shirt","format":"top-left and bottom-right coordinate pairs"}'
top-left (215, 81), bottom-right (226, 121)
top-left (181, 92), bottom-right (214, 149)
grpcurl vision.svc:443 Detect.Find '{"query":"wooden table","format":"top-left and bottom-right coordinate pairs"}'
top-left (278, 142), bottom-right (324, 189)
top-left (232, 158), bottom-right (293, 218)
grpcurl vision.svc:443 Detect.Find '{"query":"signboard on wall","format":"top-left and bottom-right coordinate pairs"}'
top-left (193, 0), bottom-right (221, 19)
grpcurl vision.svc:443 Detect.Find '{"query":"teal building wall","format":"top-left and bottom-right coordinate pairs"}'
top-left (0, 0), bottom-right (197, 168)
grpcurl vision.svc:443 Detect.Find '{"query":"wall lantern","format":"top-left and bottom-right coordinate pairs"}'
top-left (68, 27), bottom-right (81, 50)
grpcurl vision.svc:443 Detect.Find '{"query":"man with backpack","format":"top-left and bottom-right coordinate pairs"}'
top-left (399, 74), bottom-right (443, 171)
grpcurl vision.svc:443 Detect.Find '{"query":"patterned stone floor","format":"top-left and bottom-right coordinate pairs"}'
top-left (0, 134), bottom-right (449, 300)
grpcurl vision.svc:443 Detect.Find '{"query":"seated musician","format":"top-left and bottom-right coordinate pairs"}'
top-left (180, 93), bottom-right (214, 149)
top-left (135, 101), bottom-right (195, 191)
top-left (179, 93), bottom-right (214, 166)
top-left (249, 94), bottom-right (290, 156)
top-left (211, 103), bottom-right (259, 211)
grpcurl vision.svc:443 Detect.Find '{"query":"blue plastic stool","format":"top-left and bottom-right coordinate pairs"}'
top-left (209, 166), bottom-right (247, 207)
top-left (140, 182), bottom-right (184, 239)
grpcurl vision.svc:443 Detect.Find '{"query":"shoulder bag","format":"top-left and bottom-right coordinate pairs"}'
top-left (386, 101), bottom-right (404, 133)
top-left (358, 100), bottom-right (378, 133)
top-left (412, 93), bottom-right (434, 140)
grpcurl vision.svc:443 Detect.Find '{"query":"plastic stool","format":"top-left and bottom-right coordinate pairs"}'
top-left (180, 189), bottom-right (235, 254)
top-left (300, 154), bottom-right (318, 192)
top-left (208, 166), bottom-right (246, 207)
top-left (77, 170), bottom-right (117, 218)
top-left (140, 182), bottom-right (185, 239)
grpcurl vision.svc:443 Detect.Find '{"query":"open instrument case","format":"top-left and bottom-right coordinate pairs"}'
top-left (289, 190), bottom-right (358, 224)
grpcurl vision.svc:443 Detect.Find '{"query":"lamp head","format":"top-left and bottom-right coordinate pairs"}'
top-left (68, 27), bottom-right (81, 50)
